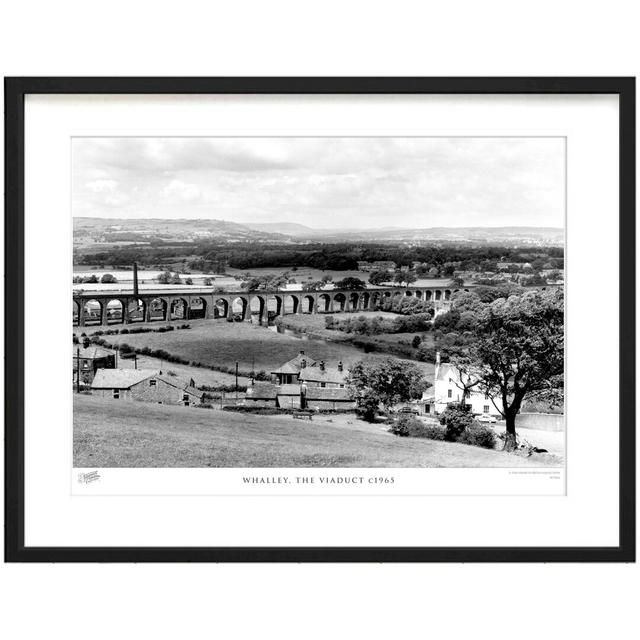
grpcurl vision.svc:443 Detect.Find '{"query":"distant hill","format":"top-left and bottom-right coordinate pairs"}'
top-left (74, 217), bottom-right (564, 246)
top-left (73, 217), bottom-right (286, 245)
top-left (243, 222), bottom-right (315, 236)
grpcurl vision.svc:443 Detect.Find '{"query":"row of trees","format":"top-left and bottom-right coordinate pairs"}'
top-left (73, 273), bottom-right (118, 284)
top-left (325, 313), bottom-right (433, 336)
top-left (76, 240), bottom-right (564, 273)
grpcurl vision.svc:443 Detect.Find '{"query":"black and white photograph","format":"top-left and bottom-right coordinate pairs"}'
top-left (72, 136), bottom-right (566, 470)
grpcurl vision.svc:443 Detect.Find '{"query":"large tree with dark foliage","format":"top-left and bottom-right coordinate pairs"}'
top-left (346, 358), bottom-right (429, 422)
top-left (334, 277), bottom-right (367, 290)
top-left (456, 289), bottom-right (564, 450)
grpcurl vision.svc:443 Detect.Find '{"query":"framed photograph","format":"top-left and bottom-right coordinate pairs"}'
top-left (4, 77), bottom-right (635, 562)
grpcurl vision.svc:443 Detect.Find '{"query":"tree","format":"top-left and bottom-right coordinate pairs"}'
top-left (368, 270), bottom-right (389, 286)
top-left (302, 280), bottom-right (325, 292)
top-left (100, 273), bottom-right (117, 284)
top-left (456, 289), bottom-right (564, 450)
top-left (334, 277), bottom-right (367, 290)
top-left (346, 358), bottom-right (429, 422)
top-left (403, 270), bottom-right (418, 286)
top-left (393, 270), bottom-right (405, 285)
top-left (156, 270), bottom-right (172, 285)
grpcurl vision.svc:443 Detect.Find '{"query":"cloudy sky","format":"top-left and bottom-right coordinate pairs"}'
top-left (72, 137), bottom-right (565, 228)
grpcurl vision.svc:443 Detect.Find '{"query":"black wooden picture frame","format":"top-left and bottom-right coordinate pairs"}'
top-left (4, 77), bottom-right (636, 562)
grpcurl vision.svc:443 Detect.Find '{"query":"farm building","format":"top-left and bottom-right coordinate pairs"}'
top-left (243, 380), bottom-right (356, 412)
top-left (244, 382), bottom-right (278, 408)
top-left (73, 345), bottom-right (116, 384)
top-left (305, 387), bottom-right (356, 412)
top-left (298, 360), bottom-right (347, 388)
top-left (277, 384), bottom-right (302, 409)
top-left (91, 369), bottom-right (204, 406)
top-left (270, 350), bottom-right (317, 385)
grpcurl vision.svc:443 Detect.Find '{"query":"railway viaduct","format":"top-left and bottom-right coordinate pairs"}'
top-left (72, 285), bottom-right (468, 327)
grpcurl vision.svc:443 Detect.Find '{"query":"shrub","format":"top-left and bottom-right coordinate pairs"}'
top-left (389, 414), bottom-right (447, 440)
top-left (120, 328), bottom-right (129, 334)
top-left (439, 404), bottom-right (474, 441)
top-left (411, 335), bottom-right (422, 348)
top-left (457, 423), bottom-right (497, 449)
top-left (389, 414), bottom-right (423, 437)
top-left (254, 370), bottom-right (269, 381)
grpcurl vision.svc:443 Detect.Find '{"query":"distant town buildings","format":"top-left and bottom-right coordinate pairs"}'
top-left (356, 260), bottom-right (396, 272)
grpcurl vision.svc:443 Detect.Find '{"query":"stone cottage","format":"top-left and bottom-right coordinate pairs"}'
top-left (91, 369), bottom-right (204, 406)
top-left (298, 360), bottom-right (347, 388)
top-left (270, 350), bottom-right (317, 385)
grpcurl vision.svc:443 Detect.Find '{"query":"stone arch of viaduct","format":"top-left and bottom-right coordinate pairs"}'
top-left (73, 286), bottom-right (469, 327)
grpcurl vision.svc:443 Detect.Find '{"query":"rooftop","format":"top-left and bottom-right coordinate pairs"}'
top-left (73, 345), bottom-right (115, 359)
top-left (91, 368), bottom-right (157, 389)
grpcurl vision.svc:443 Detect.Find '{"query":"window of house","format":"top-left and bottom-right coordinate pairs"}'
top-left (339, 384), bottom-right (344, 388)
top-left (447, 389), bottom-right (452, 398)
top-left (320, 382), bottom-right (326, 388)
top-left (113, 389), bottom-right (120, 399)
top-left (149, 379), bottom-right (156, 386)
top-left (484, 405), bottom-right (490, 413)
top-left (183, 394), bottom-right (189, 401)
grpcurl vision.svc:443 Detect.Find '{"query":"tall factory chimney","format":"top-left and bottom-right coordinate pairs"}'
top-left (133, 261), bottom-right (139, 298)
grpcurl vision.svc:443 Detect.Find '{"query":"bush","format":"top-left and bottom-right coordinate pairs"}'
top-left (439, 404), bottom-right (474, 441)
top-left (457, 424), bottom-right (497, 449)
top-left (389, 414), bottom-right (447, 440)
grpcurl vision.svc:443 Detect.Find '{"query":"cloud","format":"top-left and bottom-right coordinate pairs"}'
top-left (161, 179), bottom-right (202, 202)
top-left (85, 178), bottom-right (118, 193)
top-left (72, 137), bottom-right (565, 228)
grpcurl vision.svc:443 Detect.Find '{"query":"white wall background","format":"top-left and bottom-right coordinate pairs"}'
top-left (1, 1), bottom-right (638, 639)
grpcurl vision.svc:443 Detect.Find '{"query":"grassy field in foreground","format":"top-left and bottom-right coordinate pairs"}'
top-left (77, 318), bottom-right (435, 379)
top-left (73, 395), bottom-right (560, 468)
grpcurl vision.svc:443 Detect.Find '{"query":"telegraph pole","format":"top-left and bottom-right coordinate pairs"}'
top-left (76, 347), bottom-right (80, 393)
top-left (235, 360), bottom-right (239, 402)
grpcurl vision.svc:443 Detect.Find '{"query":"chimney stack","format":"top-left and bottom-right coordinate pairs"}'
top-left (338, 361), bottom-right (343, 372)
top-left (320, 361), bottom-right (325, 371)
top-left (133, 261), bottom-right (139, 299)
top-left (301, 358), bottom-right (307, 369)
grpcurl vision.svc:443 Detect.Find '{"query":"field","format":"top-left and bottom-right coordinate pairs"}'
top-left (76, 317), bottom-right (435, 379)
top-left (74, 394), bottom-right (560, 468)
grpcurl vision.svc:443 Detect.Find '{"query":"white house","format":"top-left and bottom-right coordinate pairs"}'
top-left (421, 352), bottom-right (501, 417)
